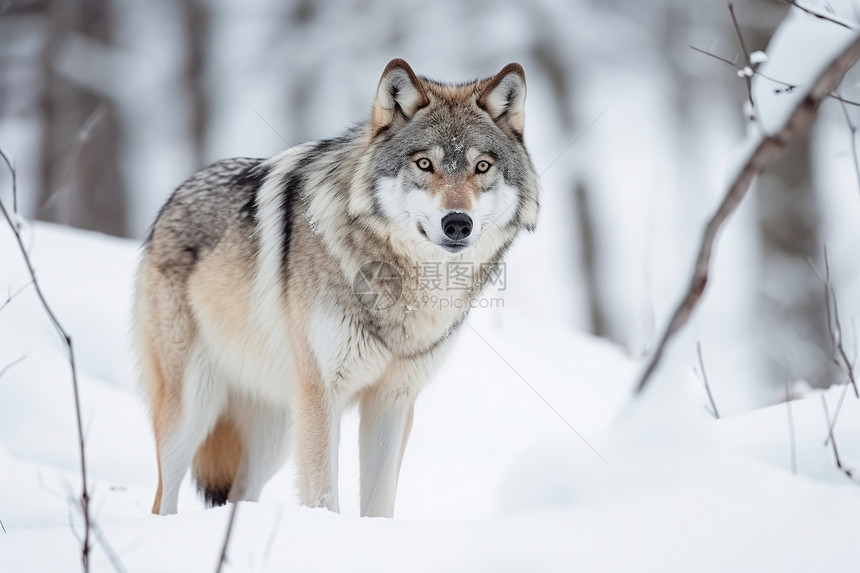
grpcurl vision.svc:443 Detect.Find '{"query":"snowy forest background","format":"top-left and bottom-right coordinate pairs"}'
top-left (4, 1), bottom-right (860, 571)
top-left (4, 0), bottom-right (860, 415)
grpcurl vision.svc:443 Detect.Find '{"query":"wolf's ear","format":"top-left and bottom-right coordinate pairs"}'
top-left (371, 59), bottom-right (429, 138)
top-left (477, 63), bottom-right (527, 142)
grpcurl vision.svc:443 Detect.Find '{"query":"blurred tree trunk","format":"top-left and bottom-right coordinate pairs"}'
top-left (529, 10), bottom-right (602, 335)
top-left (38, 0), bottom-right (127, 236)
top-left (0, 2), bottom-right (45, 215)
top-left (745, 16), bottom-right (837, 389)
top-left (573, 180), bottom-right (607, 337)
top-left (180, 0), bottom-right (209, 170)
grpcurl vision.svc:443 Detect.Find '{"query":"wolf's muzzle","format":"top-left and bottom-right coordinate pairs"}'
top-left (441, 212), bottom-right (472, 241)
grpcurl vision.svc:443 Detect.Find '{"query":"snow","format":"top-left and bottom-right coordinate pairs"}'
top-left (1, 222), bottom-right (860, 571)
top-left (3, 4), bottom-right (860, 570)
top-left (750, 50), bottom-right (768, 65)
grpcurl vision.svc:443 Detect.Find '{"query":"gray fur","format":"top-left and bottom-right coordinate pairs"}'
top-left (145, 157), bottom-right (265, 278)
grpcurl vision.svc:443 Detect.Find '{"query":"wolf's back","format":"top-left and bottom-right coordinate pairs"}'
top-left (143, 157), bottom-right (267, 276)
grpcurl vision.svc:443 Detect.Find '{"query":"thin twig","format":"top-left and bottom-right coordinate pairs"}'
top-left (254, 110), bottom-right (290, 147)
top-left (809, 248), bottom-right (860, 398)
top-left (778, 0), bottom-right (856, 31)
top-left (784, 379), bottom-right (796, 474)
top-left (824, 379), bottom-right (851, 446)
top-left (821, 394), bottom-right (860, 483)
top-left (690, 44), bottom-right (796, 91)
top-left (0, 518), bottom-right (6, 533)
top-left (261, 505), bottom-right (284, 572)
top-left (824, 249), bottom-right (859, 397)
top-left (852, 318), bottom-right (858, 368)
top-left (38, 106), bottom-right (106, 214)
top-left (728, 3), bottom-right (752, 62)
top-left (0, 280), bottom-right (33, 314)
top-left (696, 342), bottom-right (720, 418)
top-left (66, 491), bottom-right (83, 546)
top-left (215, 503), bottom-right (240, 573)
top-left (539, 107), bottom-right (609, 177)
top-left (0, 355), bottom-right (25, 379)
top-left (0, 149), bottom-right (18, 226)
top-left (92, 521), bottom-right (127, 573)
top-left (467, 323), bottom-right (609, 465)
top-left (830, 92), bottom-right (860, 107)
top-left (689, 45), bottom-right (860, 108)
top-left (0, 149), bottom-right (91, 571)
top-left (728, 3), bottom-right (760, 124)
top-left (635, 35), bottom-right (860, 395)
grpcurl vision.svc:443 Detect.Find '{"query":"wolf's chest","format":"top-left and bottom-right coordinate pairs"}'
top-left (305, 298), bottom-right (464, 393)
top-left (371, 288), bottom-right (470, 357)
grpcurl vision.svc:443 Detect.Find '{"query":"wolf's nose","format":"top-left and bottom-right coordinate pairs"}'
top-left (441, 213), bottom-right (472, 240)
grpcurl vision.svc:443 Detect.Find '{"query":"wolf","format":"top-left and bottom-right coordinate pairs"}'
top-left (134, 59), bottom-right (539, 517)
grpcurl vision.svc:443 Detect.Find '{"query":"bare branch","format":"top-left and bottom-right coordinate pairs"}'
top-left (821, 394), bottom-right (860, 483)
top-left (0, 150), bottom-right (91, 571)
top-left (689, 44), bottom-right (860, 108)
top-left (824, 380), bottom-right (852, 446)
top-left (689, 45), bottom-right (743, 70)
top-left (696, 342), bottom-right (720, 418)
top-left (831, 92), bottom-right (860, 107)
top-left (824, 249), bottom-right (859, 398)
top-left (809, 248), bottom-right (860, 398)
top-left (215, 503), bottom-right (239, 573)
top-left (728, 3), bottom-right (752, 60)
top-left (635, 35), bottom-right (860, 395)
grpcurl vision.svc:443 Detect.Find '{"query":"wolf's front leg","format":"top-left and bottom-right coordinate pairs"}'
top-left (294, 380), bottom-right (342, 512)
top-left (359, 382), bottom-right (416, 518)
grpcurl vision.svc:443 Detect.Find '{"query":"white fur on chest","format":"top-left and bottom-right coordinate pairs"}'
top-left (307, 305), bottom-right (392, 400)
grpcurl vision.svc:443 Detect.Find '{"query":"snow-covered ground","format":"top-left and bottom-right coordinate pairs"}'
top-left (1, 223), bottom-right (859, 572)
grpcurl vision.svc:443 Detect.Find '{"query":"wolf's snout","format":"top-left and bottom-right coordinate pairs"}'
top-left (441, 213), bottom-right (472, 240)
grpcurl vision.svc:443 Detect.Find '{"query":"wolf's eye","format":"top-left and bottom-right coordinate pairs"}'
top-left (416, 158), bottom-right (433, 172)
top-left (475, 160), bottom-right (491, 174)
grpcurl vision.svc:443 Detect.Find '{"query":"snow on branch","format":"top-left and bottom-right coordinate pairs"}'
top-left (778, 0), bottom-right (857, 31)
top-left (635, 33), bottom-right (860, 395)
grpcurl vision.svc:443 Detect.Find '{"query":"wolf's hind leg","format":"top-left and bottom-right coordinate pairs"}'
top-left (155, 347), bottom-right (228, 515)
top-left (358, 383), bottom-right (415, 518)
top-left (228, 398), bottom-right (292, 503)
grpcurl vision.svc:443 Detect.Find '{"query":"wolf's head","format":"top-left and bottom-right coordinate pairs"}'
top-left (357, 59), bottom-right (539, 259)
